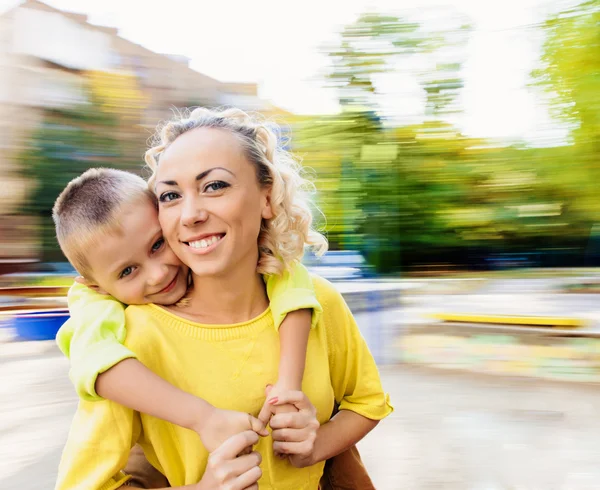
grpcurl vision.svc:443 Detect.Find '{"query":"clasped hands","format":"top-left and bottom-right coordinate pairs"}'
top-left (194, 384), bottom-right (319, 490)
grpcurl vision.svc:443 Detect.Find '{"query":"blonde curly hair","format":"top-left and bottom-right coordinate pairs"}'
top-left (145, 107), bottom-right (327, 275)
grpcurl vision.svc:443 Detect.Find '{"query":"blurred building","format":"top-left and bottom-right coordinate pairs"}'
top-left (0, 0), bottom-right (286, 260)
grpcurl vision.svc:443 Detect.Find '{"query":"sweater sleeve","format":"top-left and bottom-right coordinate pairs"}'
top-left (264, 261), bottom-right (323, 331)
top-left (54, 399), bottom-right (141, 490)
top-left (56, 282), bottom-right (137, 401)
top-left (318, 277), bottom-right (394, 420)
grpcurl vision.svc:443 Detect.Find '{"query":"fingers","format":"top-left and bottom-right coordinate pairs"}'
top-left (233, 466), bottom-right (262, 490)
top-left (212, 430), bottom-right (259, 460)
top-left (207, 447), bottom-right (262, 489)
top-left (224, 451), bottom-right (262, 479)
top-left (267, 390), bottom-right (314, 411)
top-left (271, 427), bottom-right (306, 443)
top-left (272, 440), bottom-right (312, 456)
top-left (257, 400), bottom-right (273, 426)
top-left (271, 403), bottom-right (298, 415)
top-left (238, 446), bottom-right (252, 456)
top-left (247, 413), bottom-right (269, 437)
top-left (269, 411), bottom-right (314, 430)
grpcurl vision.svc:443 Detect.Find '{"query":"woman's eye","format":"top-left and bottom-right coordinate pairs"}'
top-left (204, 181), bottom-right (230, 193)
top-left (119, 266), bottom-right (135, 279)
top-left (151, 237), bottom-right (165, 253)
top-left (159, 191), bottom-right (180, 203)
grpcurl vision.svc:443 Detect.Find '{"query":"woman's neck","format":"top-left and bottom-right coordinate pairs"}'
top-left (171, 269), bottom-right (269, 325)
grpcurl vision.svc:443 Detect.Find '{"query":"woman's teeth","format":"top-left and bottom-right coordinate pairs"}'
top-left (188, 235), bottom-right (222, 249)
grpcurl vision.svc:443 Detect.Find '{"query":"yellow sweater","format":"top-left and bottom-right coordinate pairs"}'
top-left (57, 262), bottom-right (322, 401)
top-left (55, 276), bottom-right (393, 490)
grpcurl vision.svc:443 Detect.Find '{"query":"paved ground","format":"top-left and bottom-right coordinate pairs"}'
top-left (2, 342), bottom-right (600, 490)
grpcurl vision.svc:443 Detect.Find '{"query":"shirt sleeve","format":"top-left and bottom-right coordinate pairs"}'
top-left (56, 282), bottom-right (137, 402)
top-left (54, 399), bottom-right (141, 490)
top-left (264, 261), bottom-right (323, 330)
top-left (320, 278), bottom-right (394, 420)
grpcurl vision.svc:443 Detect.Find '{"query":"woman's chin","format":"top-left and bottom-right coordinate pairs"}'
top-left (188, 260), bottom-right (226, 278)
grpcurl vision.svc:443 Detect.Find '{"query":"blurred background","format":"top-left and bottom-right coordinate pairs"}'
top-left (1, 0), bottom-right (600, 488)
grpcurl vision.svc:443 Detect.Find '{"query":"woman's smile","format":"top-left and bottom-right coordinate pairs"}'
top-left (184, 233), bottom-right (225, 254)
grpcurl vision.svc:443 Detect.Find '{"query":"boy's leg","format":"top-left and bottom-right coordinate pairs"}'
top-left (319, 445), bottom-right (375, 490)
top-left (319, 404), bottom-right (376, 490)
top-left (124, 444), bottom-right (170, 488)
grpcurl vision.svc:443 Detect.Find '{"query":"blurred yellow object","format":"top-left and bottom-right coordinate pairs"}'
top-left (429, 313), bottom-right (586, 329)
top-left (0, 286), bottom-right (69, 297)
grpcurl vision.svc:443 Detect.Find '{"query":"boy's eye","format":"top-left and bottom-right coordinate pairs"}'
top-left (151, 237), bottom-right (165, 253)
top-left (204, 181), bottom-right (230, 193)
top-left (159, 191), bottom-right (180, 203)
top-left (119, 266), bottom-right (135, 279)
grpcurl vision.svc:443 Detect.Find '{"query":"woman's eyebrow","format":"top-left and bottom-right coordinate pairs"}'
top-left (157, 167), bottom-right (235, 186)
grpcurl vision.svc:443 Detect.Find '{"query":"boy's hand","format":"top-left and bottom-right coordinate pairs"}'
top-left (258, 383), bottom-right (300, 458)
top-left (197, 407), bottom-right (268, 454)
top-left (258, 383), bottom-right (299, 421)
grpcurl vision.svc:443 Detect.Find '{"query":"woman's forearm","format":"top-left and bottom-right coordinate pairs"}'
top-left (311, 409), bottom-right (379, 464)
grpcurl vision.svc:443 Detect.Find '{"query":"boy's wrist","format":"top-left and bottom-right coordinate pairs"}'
top-left (187, 398), bottom-right (215, 435)
top-left (272, 377), bottom-right (302, 392)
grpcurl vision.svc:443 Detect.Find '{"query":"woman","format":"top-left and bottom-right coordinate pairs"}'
top-left (55, 107), bottom-right (392, 490)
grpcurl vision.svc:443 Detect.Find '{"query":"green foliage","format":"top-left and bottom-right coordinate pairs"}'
top-left (298, 2), bottom-right (599, 272)
top-left (325, 13), bottom-right (425, 108)
top-left (16, 104), bottom-right (128, 261)
top-left (532, 0), bottom-right (599, 146)
top-left (530, 0), bottom-right (600, 218)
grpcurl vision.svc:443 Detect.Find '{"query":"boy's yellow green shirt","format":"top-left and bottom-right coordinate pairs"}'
top-left (56, 261), bottom-right (322, 401)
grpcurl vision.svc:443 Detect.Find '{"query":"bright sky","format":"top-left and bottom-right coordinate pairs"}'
top-left (1, 0), bottom-right (569, 144)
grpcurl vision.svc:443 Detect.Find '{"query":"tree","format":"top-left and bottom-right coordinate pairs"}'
top-left (532, 0), bottom-right (599, 147)
top-left (325, 13), bottom-right (424, 109)
top-left (17, 102), bottom-right (124, 261)
top-left (531, 0), bottom-right (600, 218)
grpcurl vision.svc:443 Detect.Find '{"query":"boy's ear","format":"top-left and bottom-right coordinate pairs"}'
top-left (74, 276), bottom-right (109, 295)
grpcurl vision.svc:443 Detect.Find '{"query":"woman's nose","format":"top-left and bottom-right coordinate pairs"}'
top-left (181, 197), bottom-right (209, 227)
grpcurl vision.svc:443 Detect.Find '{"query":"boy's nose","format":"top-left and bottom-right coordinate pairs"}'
top-left (148, 264), bottom-right (169, 286)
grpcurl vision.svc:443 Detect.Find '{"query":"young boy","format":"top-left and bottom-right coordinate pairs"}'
top-left (52, 167), bottom-right (320, 455)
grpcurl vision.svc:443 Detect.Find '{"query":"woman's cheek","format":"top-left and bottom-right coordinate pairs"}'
top-left (158, 208), bottom-right (175, 237)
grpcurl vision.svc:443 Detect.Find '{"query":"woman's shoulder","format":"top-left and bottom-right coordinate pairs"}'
top-left (310, 274), bottom-right (347, 310)
top-left (124, 303), bottom-right (156, 318)
top-left (123, 304), bottom-right (162, 335)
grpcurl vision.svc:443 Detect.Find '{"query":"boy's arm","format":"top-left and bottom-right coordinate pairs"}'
top-left (265, 261), bottom-right (322, 331)
top-left (276, 310), bottom-right (311, 390)
top-left (58, 282), bottom-right (136, 401)
top-left (265, 262), bottom-right (320, 392)
top-left (97, 360), bottom-right (267, 452)
top-left (96, 359), bottom-right (211, 434)
top-left (63, 282), bottom-right (266, 452)
top-left (261, 262), bottom-right (319, 424)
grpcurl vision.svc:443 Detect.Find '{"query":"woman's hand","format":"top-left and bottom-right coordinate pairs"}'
top-left (196, 430), bottom-right (263, 490)
top-left (197, 407), bottom-right (268, 454)
top-left (268, 390), bottom-right (320, 468)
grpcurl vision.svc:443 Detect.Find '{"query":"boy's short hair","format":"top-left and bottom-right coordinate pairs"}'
top-left (52, 168), bottom-right (153, 278)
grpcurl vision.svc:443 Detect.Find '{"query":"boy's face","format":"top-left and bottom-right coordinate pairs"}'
top-left (83, 198), bottom-right (189, 305)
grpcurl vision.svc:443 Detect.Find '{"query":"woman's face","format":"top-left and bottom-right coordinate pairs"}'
top-left (154, 127), bottom-right (273, 279)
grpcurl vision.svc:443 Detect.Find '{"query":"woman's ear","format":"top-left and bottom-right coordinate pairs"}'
top-left (74, 276), bottom-right (109, 295)
top-left (261, 188), bottom-right (274, 220)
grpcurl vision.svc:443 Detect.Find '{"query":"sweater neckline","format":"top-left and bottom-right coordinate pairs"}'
top-left (142, 303), bottom-right (273, 341)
